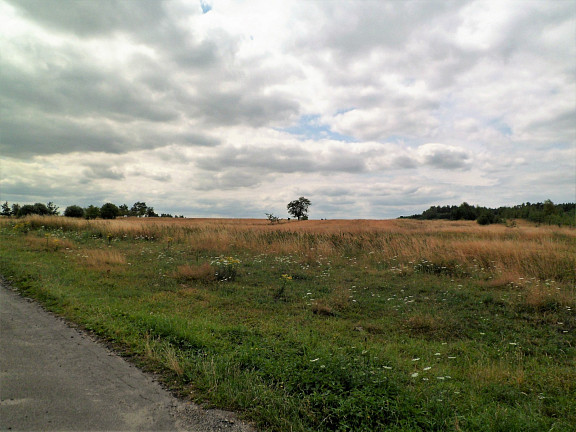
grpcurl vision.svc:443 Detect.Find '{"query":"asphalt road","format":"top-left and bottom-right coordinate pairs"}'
top-left (0, 281), bottom-right (255, 431)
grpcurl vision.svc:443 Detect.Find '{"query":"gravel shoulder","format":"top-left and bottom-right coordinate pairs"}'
top-left (0, 280), bottom-right (255, 431)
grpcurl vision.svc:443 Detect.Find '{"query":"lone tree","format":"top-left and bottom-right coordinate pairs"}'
top-left (287, 197), bottom-right (311, 220)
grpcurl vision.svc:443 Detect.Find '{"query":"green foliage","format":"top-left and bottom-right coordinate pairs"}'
top-left (130, 201), bottom-right (148, 217)
top-left (4, 201), bottom-right (59, 218)
top-left (266, 213), bottom-right (281, 224)
top-left (46, 201), bottom-right (59, 215)
top-left (408, 200), bottom-right (575, 226)
top-left (477, 210), bottom-right (496, 225)
top-left (145, 206), bottom-right (158, 217)
top-left (17, 203), bottom-right (51, 217)
top-left (21, 205), bottom-right (34, 217)
top-left (1, 201), bottom-right (11, 216)
top-left (118, 204), bottom-right (130, 216)
top-left (11, 203), bottom-right (21, 216)
top-left (7, 200), bottom-right (174, 220)
top-left (84, 205), bottom-right (100, 219)
top-left (64, 205), bottom-right (85, 218)
top-left (287, 197), bottom-right (311, 221)
top-left (211, 256), bottom-right (241, 281)
top-left (100, 203), bottom-right (120, 219)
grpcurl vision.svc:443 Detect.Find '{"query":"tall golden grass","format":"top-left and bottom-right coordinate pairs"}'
top-left (80, 248), bottom-right (127, 271)
top-left (4, 215), bottom-right (574, 283)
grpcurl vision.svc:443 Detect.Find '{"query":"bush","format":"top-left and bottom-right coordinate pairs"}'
top-left (17, 205), bottom-right (37, 217)
top-left (64, 205), bottom-right (85, 218)
top-left (477, 211), bottom-right (496, 225)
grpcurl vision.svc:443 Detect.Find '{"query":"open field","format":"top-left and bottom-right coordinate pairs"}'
top-left (1, 216), bottom-right (574, 431)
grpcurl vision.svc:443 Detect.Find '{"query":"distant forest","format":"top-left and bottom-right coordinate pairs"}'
top-left (0, 201), bottom-right (183, 220)
top-left (402, 200), bottom-right (575, 226)
top-left (2, 199), bottom-right (575, 226)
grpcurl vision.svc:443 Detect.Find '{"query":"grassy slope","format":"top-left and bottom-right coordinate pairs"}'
top-left (0, 217), bottom-right (574, 431)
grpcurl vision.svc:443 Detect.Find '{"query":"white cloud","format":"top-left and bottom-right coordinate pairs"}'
top-left (0, 0), bottom-right (574, 218)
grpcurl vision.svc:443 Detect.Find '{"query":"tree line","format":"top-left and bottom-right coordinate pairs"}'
top-left (1, 201), bottom-right (184, 219)
top-left (402, 200), bottom-right (575, 226)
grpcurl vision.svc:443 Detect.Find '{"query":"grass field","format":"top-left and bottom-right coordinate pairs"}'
top-left (1, 216), bottom-right (574, 431)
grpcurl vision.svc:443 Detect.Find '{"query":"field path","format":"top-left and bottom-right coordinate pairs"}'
top-left (0, 280), bottom-right (255, 431)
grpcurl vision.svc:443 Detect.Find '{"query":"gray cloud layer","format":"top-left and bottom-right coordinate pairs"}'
top-left (1, 0), bottom-right (574, 218)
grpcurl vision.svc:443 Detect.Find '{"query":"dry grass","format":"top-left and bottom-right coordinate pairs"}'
top-left (471, 361), bottom-right (527, 387)
top-left (312, 285), bottom-right (352, 316)
top-left (163, 346), bottom-right (185, 376)
top-left (518, 283), bottom-right (575, 312)
top-left (25, 235), bottom-right (76, 251)
top-left (5, 216), bottom-right (574, 284)
top-left (81, 248), bottom-right (127, 271)
top-left (174, 263), bottom-right (215, 282)
top-left (404, 314), bottom-right (457, 339)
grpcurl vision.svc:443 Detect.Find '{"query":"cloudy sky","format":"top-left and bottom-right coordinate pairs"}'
top-left (1, 0), bottom-right (574, 218)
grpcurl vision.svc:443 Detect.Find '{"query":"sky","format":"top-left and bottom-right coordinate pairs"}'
top-left (1, 0), bottom-right (574, 219)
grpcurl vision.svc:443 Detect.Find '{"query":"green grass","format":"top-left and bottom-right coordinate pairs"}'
top-left (0, 218), bottom-right (574, 431)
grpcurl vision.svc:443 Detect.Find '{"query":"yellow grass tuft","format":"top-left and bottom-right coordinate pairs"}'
top-left (519, 284), bottom-right (575, 312)
top-left (405, 314), bottom-right (460, 339)
top-left (312, 285), bottom-right (352, 316)
top-left (25, 235), bottom-right (76, 252)
top-left (174, 263), bottom-right (215, 282)
top-left (81, 248), bottom-right (126, 271)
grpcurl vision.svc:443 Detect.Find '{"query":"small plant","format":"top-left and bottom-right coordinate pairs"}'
top-left (166, 236), bottom-right (174, 249)
top-left (12, 221), bottom-right (31, 233)
top-left (211, 256), bottom-right (241, 281)
top-left (275, 273), bottom-right (292, 301)
top-left (265, 213), bottom-right (282, 224)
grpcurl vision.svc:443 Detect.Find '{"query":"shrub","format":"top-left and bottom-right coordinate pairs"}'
top-left (64, 205), bottom-right (85, 218)
top-left (477, 210), bottom-right (496, 225)
top-left (211, 256), bottom-right (240, 281)
top-left (17, 203), bottom-right (50, 217)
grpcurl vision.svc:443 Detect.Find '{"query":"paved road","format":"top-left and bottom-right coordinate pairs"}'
top-left (0, 281), bottom-right (255, 431)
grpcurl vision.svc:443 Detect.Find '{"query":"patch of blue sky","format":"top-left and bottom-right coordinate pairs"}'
top-left (279, 114), bottom-right (356, 142)
top-left (488, 118), bottom-right (512, 136)
top-left (200, 0), bottom-right (212, 14)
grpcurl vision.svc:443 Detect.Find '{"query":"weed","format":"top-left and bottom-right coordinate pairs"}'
top-left (211, 256), bottom-right (240, 281)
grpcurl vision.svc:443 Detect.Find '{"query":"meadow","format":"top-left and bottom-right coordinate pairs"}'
top-left (0, 216), bottom-right (574, 431)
